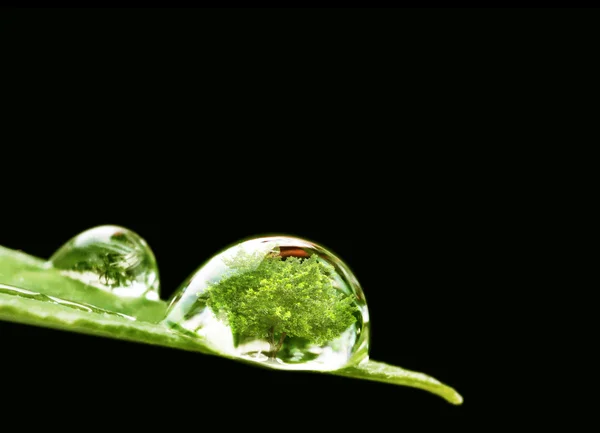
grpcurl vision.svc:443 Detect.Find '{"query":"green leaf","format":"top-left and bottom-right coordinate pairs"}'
top-left (0, 245), bottom-right (463, 405)
top-left (333, 361), bottom-right (463, 405)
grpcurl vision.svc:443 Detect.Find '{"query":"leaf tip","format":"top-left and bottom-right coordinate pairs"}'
top-left (447, 388), bottom-right (464, 405)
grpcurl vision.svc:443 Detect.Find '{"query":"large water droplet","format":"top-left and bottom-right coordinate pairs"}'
top-left (49, 225), bottom-right (160, 301)
top-left (163, 236), bottom-right (369, 371)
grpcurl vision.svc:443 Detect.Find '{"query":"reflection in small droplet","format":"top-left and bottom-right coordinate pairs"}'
top-left (163, 236), bottom-right (370, 371)
top-left (48, 225), bottom-right (160, 301)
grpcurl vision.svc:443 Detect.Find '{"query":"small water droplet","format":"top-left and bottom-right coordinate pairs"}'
top-left (49, 225), bottom-right (160, 301)
top-left (163, 236), bottom-right (370, 371)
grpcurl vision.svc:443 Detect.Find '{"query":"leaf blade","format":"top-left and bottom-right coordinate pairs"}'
top-left (0, 245), bottom-right (462, 405)
top-left (332, 360), bottom-right (463, 405)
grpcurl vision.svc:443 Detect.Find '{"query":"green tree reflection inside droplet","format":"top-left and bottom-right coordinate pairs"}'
top-left (205, 249), bottom-right (358, 360)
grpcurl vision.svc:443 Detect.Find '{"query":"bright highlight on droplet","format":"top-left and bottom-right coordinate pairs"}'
top-left (49, 225), bottom-right (160, 301)
top-left (163, 236), bottom-right (370, 371)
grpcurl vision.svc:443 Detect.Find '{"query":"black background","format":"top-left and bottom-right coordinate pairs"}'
top-left (0, 7), bottom-right (515, 430)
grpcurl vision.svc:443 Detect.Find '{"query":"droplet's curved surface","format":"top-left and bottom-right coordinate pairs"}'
top-left (163, 236), bottom-right (369, 371)
top-left (49, 225), bottom-right (160, 301)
